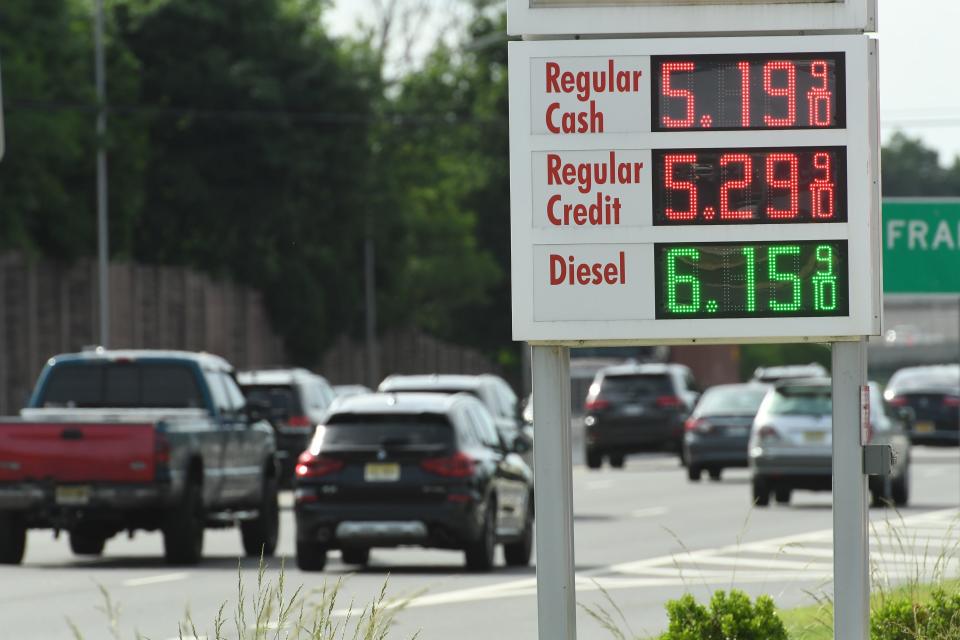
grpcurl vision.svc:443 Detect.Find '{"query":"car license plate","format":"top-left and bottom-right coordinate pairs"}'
top-left (622, 405), bottom-right (645, 416)
top-left (803, 431), bottom-right (827, 443)
top-left (55, 486), bottom-right (91, 506)
top-left (915, 421), bottom-right (935, 433)
top-left (728, 427), bottom-right (749, 437)
top-left (364, 463), bottom-right (400, 482)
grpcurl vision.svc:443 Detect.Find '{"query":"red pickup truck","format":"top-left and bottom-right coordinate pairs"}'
top-left (0, 349), bottom-right (279, 565)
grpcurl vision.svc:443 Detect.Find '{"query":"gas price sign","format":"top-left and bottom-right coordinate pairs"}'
top-left (510, 35), bottom-right (881, 345)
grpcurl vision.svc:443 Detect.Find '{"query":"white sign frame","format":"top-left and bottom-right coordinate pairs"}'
top-left (509, 34), bottom-right (881, 345)
top-left (507, 0), bottom-right (876, 38)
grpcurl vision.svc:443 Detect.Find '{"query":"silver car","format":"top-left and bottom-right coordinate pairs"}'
top-left (749, 378), bottom-right (911, 507)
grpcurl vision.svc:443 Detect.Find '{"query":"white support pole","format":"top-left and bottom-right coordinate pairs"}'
top-left (832, 338), bottom-right (870, 640)
top-left (531, 345), bottom-right (576, 640)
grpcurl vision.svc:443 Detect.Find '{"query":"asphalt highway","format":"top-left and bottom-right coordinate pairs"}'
top-left (2, 434), bottom-right (957, 640)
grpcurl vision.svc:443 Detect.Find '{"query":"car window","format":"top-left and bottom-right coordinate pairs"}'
top-left (766, 386), bottom-right (831, 416)
top-left (454, 406), bottom-right (480, 447)
top-left (241, 384), bottom-right (303, 420)
top-left (684, 372), bottom-right (700, 394)
top-left (696, 386), bottom-right (768, 415)
top-left (41, 362), bottom-right (204, 409)
top-left (320, 413), bottom-right (454, 448)
top-left (220, 373), bottom-right (247, 411)
top-left (204, 371), bottom-right (230, 413)
top-left (467, 403), bottom-right (502, 449)
top-left (888, 367), bottom-right (960, 393)
top-left (600, 374), bottom-right (672, 397)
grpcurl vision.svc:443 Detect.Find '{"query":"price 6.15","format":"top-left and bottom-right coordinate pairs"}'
top-left (653, 147), bottom-right (847, 225)
top-left (654, 241), bottom-right (849, 319)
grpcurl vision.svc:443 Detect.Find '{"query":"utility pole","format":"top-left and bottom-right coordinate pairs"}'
top-left (94, 0), bottom-right (109, 348)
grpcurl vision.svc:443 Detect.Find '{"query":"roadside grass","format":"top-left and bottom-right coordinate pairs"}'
top-left (67, 554), bottom-right (421, 640)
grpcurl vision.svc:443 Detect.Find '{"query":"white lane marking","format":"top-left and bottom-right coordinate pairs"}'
top-left (631, 507), bottom-right (668, 519)
top-left (124, 572), bottom-right (190, 587)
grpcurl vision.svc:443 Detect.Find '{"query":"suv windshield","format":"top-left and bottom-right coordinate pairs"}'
top-left (321, 413), bottom-right (453, 448)
top-left (242, 384), bottom-right (303, 420)
top-left (767, 386), bottom-right (831, 416)
top-left (601, 374), bottom-right (672, 397)
top-left (697, 386), bottom-right (768, 415)
top-left (40, 362), bottom-right (204, 409)
top-left (888, 368), bottom-right (960, 392)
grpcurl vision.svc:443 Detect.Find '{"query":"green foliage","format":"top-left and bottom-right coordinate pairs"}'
top-left (659, 590), bottom-right (788, 640)
top-left (872, 589), bottom-right (960, 640)
top-left (882, 132), bottom-right (960, 197)
top-left (738, 343), bottom-right (831, 381)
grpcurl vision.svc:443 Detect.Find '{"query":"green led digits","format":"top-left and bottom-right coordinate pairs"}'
top-left (655, 241), bottom-right (847, 319)
top-left (812, 244), bottom-right (838, 311)
top-left (768, 245), bottom-right (802, 312)
top-left (666, 247), bottom-right (701, 313)
top-left (741, 246), bottom-right (756, 312)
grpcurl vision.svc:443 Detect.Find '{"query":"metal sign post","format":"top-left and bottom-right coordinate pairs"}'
top-left (531, 346), bottom-right (576, 639)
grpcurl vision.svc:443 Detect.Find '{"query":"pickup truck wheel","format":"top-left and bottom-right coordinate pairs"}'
top-left (0, 514), bottom-right (26, 565)
top-left (69, 531), bottom-right (106, 556)
top-left (296, 541), bottom-right (327, 572)
top-left (464, 501), bottom-right (496, 572)
top-left (164, 482), bottom-right (205, 565)
top-left (241, 475), bottom-right (279, 557)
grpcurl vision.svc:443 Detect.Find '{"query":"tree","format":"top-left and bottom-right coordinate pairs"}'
top-left (117, 0), bottom-right (378, 363)
top-left (881, 131), bottom-right (960, 196)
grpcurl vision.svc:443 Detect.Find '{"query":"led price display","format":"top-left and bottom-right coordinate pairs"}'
top-left (652, 53), bottom-right (844, 131)
top-left (652, 147), bottom-right (847, 225)
top-left (654, 240), bottom-right (848, 319)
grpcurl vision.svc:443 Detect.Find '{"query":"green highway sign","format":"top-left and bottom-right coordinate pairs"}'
top-left (884, 199), bottom-right (960, 294)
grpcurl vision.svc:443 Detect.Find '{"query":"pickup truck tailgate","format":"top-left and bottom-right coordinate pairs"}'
top-left (0, 422), bottom-right (157, 483)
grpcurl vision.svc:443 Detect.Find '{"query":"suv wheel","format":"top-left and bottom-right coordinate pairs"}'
top-left (341, 547), bottom-right (370, 566)
top-left (608, 454), bottom-right (625, 469)
top-left (164, 481), bottom-right (205, 565)
top-left (296, 541), bottom-right (327, 572)
top-left (0, 513), bottom-right (26, 565)
top-left (774, 488), bottom-right (791, 505)
top-left (586, 450), bottom-right (603, 470)
top-left (708, 468), bottom-right (722, 482)
top-left (752, 477), bottom-right (770, 507)
top-left (465, 501), bottom-right (496, 572)
top-left (892, 471), bottom-right (909, 507)
top-left (241, 474), bottom-right (280, 557)
top-left (503, 499), bottom-right (533, 567)
top-left (687, 465), bottom-right (702, 482)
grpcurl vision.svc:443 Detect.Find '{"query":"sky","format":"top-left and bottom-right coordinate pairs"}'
top-left (325, 0), bottom-right (960, 164)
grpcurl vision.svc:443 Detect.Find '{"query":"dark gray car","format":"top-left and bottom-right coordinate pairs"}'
top-left (684, 383), bottom-right (770, 481)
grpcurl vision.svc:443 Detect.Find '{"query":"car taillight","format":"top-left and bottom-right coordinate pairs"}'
top-left (420, 451), bottom-right (475, 478)
top-left (155, 433), bottom-right (171, 465)
top-left (757, 425), bottom-right (780, 442)
top-left (584, 397), bottom-right (610, 411)
top-left (888, 396), bottom-right (908, 407)
top-left (295, 451), bottom-right (344, 478)
top-left (684, 418), bottom-right (713, 433)
top-left (287, 415), bottom-right (313, 429)
top-left (943, 396), bottom-right (960, 407)
top-left (656, 395), bottom-right (684, 409)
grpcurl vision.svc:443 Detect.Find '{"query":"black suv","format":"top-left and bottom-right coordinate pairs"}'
top-left (294, 392), bottom-right (534, 572)
top-left (583, 363), bottom-right (699, 469)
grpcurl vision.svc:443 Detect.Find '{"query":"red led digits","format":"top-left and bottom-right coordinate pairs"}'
top-left (810, 151), bottom-right (835, 219)
top-left (765, 153), bottom-right (800, 219)
top-left (662, 62), bottom-right (696, 128)
top-left (807, 60), bottom-right (833, 127)
top-left (763, 61), bottom-right (797, 127)
top-left (719, 154), bottom-right (753, 220)
top-left (664, 153), bottom-right (698, 220)
top-left (737, 61), bottom-right (751, 128)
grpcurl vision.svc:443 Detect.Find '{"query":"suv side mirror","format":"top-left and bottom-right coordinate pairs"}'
top-left (245, 398), bottom-right (271, 424)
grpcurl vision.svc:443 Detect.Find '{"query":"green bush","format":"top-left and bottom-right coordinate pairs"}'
top-left (871, 588), bottom-right (960, 640)
top-left (659, 590), bottom-right (788, 640)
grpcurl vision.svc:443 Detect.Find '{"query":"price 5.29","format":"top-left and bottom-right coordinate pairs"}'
top-left (652, 147), bottom-right (847, 225)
